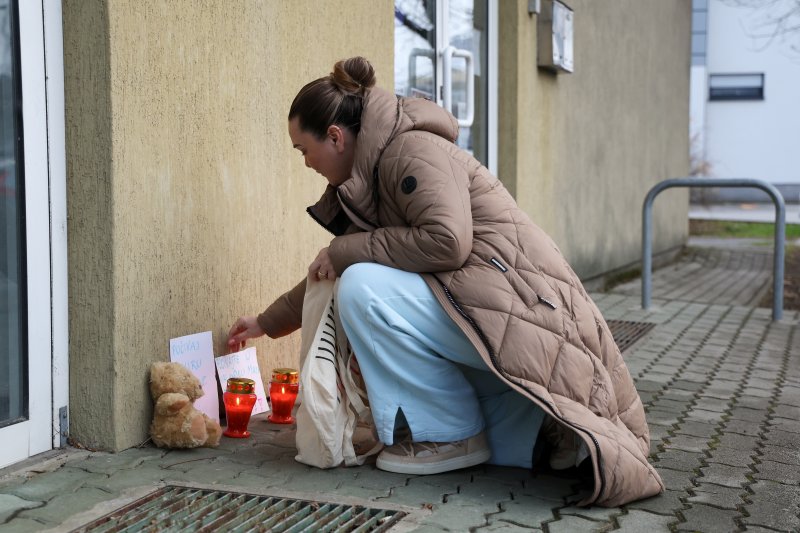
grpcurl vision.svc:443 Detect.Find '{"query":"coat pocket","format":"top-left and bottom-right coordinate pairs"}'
top-left (486, 257), bottom-right (558, 311)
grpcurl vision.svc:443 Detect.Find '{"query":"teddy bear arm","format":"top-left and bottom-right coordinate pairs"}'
top-left (155, 392), bottom-right (191, 415)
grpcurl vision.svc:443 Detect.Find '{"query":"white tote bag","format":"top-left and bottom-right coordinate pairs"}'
top-left (294, 277), bottom-right (382, 468)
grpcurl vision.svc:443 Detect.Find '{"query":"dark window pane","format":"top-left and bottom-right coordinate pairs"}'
top-left (395, 0), bottom-right (437, 100)
top-left (692, 11), bottom-right (707, 32)
top-left (0, 0), bottom-right (27, 428)
top-left (709, 73), bottom-right (765, 101)
top-left (692, 33), bottom-right (707, 56)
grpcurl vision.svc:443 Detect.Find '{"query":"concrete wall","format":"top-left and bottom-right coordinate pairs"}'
top-left (499, 0), bottom-right (691, 279)
top-left (64, 0), bottom-right (116, 449)
top-left (64, 0), bottom-right (393, 451)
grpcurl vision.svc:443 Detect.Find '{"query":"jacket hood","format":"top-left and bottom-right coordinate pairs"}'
top-left (337, 87), bottom-right (459, 223)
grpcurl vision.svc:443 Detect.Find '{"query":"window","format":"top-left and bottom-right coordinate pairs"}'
top-left (691, 0), bottom-right (708, 66)
top-left (0, 0), bottom-right (27, 429)
top-left (709, 73), bottom-right (765, 101)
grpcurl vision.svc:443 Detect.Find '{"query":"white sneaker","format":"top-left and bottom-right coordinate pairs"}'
top-left (376, 432), bottom-right (491, 475)
top-left (549, 441), bottom-right (579, 470)
top-left (549, 432), bottom-right (589, 470)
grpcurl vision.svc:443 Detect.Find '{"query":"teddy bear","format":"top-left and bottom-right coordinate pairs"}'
top-left (148, 361), bottom-right (222, 448)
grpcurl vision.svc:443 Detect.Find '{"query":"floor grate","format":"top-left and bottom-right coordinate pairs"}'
top-left (70, 486), bottom-right (406, 533)
top-left (607, 319), bottom-right (656, 353)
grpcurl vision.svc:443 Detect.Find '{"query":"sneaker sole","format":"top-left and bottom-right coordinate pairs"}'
top-left (376, 448), bottom-right (491, 475)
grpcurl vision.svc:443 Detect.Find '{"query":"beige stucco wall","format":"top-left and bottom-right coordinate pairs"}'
top-left (64, 0), bottom-right (393, 451)
top-left (499, 0), bottom-right (691, 279)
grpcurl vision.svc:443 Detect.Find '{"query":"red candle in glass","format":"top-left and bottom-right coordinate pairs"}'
top-left (267, 368), bottom-right (299, 424)
top-left (223, 377), bottom-right (257, 438)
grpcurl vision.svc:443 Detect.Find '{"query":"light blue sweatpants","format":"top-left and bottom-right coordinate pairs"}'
top-left (337, 263), bottom-right (545, 468)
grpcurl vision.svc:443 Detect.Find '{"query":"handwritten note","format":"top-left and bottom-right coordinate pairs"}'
top-left (214, 347), bottom-right (269, 415)
top-left (169, 331), bottom-right (220, 422)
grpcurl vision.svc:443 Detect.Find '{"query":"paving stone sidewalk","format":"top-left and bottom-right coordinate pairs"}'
top-left (1, 242), bottom-right (798, 532)
top-left (611, 237), bottom-right (776, 307)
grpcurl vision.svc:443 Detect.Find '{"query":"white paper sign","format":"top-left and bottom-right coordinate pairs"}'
top-left (214, 347), bottom-right (269, 415)
top-left (169, 331), bottom-right (220, 423)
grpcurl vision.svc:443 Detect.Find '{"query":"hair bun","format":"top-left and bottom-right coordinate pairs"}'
top-left (331, 56), bottom-right (376, 95)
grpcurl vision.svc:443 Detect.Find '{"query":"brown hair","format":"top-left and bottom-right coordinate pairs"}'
top-left (288, 56), bottom-right (377, 139)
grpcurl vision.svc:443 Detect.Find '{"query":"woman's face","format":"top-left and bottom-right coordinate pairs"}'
top-left (288, 117), bottom-right (355, 187)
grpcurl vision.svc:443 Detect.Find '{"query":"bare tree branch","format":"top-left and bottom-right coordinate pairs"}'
top-left (720, 0), bottom-right (800, 54)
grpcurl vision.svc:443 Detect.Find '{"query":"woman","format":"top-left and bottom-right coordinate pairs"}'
top-left (227, 57), bottom-right (663, 506)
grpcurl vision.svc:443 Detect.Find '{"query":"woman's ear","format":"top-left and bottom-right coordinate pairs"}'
top-left (327, 125), bottom-right (345, 152)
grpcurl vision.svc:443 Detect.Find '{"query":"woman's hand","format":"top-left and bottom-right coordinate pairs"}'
top-left (309, 246), bottom-right (337, 281)
top-left (226, 316), bottom-right (265, 352)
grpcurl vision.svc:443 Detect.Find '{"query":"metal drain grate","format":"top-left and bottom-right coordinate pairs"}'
top-left (607, 320), bottom-right (656, 353)
top-left (71, 486), bottom-right (405, 532)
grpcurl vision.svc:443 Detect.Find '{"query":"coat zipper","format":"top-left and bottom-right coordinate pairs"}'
top-left (434, 275), bottom-right (606, 503)
top-left (489, 258), bottom-right (558, 310)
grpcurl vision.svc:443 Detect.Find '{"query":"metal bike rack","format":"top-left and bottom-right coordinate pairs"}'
top-left (642, 177), bottom-right (786, 321)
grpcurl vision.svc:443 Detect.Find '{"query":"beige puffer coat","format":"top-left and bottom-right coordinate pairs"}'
top-left (259, 87), bottom-right (663, 506)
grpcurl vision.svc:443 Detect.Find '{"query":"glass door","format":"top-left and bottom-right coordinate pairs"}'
top-left (0, 0), bottom-right (26, 436)
top-left (0, 0), bottom-right (67, 470)
top-left (394, 0), bottom-right (497, 173)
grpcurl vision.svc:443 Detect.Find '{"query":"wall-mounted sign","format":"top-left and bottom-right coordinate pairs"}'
top-left (538, 0), bottom-right (574, 74)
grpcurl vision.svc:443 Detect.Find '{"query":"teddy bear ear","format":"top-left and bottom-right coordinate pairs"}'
top-left (149, 361), bottom-right (164, 380)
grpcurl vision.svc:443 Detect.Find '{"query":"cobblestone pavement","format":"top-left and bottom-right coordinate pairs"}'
top-left (611, 237), bottom-right (775, 307)
top-left (1, 244), bottom-right (798, 532)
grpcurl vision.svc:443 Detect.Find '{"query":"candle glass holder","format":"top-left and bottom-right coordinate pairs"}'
top-left (268, 368), bottom-right (299, 424)
top-left (223, 377), bottom-right (257, 438)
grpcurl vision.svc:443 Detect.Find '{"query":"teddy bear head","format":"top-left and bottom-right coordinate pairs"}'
top-left (148, 362), bottom-right (221, 449)
top-left (149, 361), bottom-right (204, 401)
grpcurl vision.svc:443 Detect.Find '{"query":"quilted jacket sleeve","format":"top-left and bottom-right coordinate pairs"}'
top-left (328, 135), bottom-right (473, 274)
top-left (256, 277), bottom-right (306, 338)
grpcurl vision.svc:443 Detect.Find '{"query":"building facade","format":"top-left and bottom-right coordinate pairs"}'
top-left (0, 0), bottom-right (690, 466)
top-left (690, 0), bottom-right (800, 202)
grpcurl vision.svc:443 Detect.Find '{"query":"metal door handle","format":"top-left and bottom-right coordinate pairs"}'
top-left (442, 45), bottom-right (474, 128)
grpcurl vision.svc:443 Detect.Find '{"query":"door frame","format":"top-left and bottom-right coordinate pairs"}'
top-left (487, 0), bottom-right (497, 176)
top-left (0, 0), bottom-right (67, 469)
top-left (430, 0), bottom-right (498, 175)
